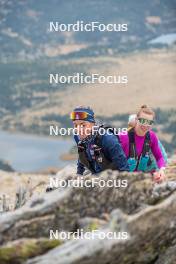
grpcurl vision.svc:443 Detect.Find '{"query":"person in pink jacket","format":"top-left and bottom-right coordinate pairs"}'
top-left (119, 105), bottom-right (167, 183)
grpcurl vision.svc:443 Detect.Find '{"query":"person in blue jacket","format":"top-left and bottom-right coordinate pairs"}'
top-left (70, 106), bottom-right (129, 175)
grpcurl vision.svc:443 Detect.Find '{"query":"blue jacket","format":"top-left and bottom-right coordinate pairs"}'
top-left (74, 132), bottom-right (129, 175)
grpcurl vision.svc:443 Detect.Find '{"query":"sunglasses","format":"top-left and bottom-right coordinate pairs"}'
top-left (138, 118), bottom-right (154, 126)
top-left (70, 111), bottom-right (92, 120)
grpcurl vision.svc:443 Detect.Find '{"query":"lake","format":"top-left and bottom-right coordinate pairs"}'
top-left (0, 130), bottom-right (74, 173)
top-left (148, 33), bottom-right (176, 45)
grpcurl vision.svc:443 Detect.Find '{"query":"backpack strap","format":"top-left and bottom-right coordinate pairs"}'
top-left (136, 131), bottom-right (151, 171)
top-left (128, 128), bottom-right (137, 159)
top-left (128, 129), bottom-right (151, 171)
top-left (77, 141), bottom-right (96, 173)
top-left (74, 135), bottom-right (79, 144)
top-left (141, 131), bottom-right (150, 156)
top-left (94, 131), bottom-right (102, 147)
top-left (93, 127), bottom-right (119, 170)
top-left (128, 129), bottom-right (151, 158)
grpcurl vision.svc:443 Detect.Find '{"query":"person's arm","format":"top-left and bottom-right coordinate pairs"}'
top-left (102, 134), bottom-right (129, 171)
top-left (73, 135), bottom-right (85, 175)
top-left (150, 132), bottom-right (166, 182)
top-left (150, 132), bottom-right (166, 169)
top-left (77, 159), bottom-right (85, 175)
top-left (118, 134), bottom-right (129, 157)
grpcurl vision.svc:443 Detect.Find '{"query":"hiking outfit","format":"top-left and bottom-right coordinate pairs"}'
top-left (119, 128), bottom-right (167, 172)
top-left (70, 107), bottom-right (129, 175)
top-left (74, 131), bottom-right (129, 175)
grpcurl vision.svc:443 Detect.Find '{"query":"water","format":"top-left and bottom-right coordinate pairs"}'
top-left (148, 33), bottom-right (176, 45)
top-left (0, 130), bottom-right (74, 173)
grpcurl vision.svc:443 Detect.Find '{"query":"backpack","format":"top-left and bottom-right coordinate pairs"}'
top-left (127, 128), bottom-right (167, 172)
top-left (127, 128), bottom-right (151, 172)
top-left (75, 124), bottom-right (120, 173)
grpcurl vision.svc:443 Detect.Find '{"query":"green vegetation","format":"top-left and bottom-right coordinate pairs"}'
top-left (0, 0), bottom-right (175, 61)
top-left (0, 238), bottom-right (62, 264)
top-left (0, 60), bottom-right (91, 114)
top-left (0, 0), bottom-right (175, 156)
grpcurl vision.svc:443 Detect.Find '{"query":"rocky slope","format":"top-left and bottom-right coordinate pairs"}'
top-left (0, 159), bottom-right (176, 264)
top-left (0, 170), bottom-right (49, 212)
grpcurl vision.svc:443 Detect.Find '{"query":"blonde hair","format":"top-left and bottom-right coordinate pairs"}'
top-left (137, 105), bottom-right (155, 118)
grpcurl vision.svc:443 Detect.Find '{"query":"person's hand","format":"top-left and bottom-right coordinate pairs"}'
top-left (153, 168), bottom-right (166, 183)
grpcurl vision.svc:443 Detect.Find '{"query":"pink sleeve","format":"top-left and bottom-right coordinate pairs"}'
top-left (119, 134), bottom-right (129, 158)
top-left (150, 131), bottom-right (166, 168)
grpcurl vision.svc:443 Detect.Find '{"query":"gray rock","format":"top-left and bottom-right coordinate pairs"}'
top-left (155, 245), bottom-right (176, 264)
top-left (0, 170), bottom-right (155, 245)
top-left (26, 193), bottom-right (176, 264)
top-left (0, 166), bottom-right (175, 264)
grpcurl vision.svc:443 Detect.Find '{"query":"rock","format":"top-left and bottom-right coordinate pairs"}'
top-left (151, 180), bottom-right (176, 206)
top-left (0, 238), bottom-right (62, 264)
top-left (155, 245), bottom-right (176, 264)
top-left (26, 193), bottom-right (176, 264)
top-left (0, 163), bottom-right (176, 264)
top-left (0, 170), bottom-right (48, 211)
top-left (0, 169), bottom-right (156, 245)
top-left (76, 217), bottom-right (107, 231)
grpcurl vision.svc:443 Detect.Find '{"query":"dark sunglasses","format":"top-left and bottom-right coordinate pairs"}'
top-left (138, 118), bottom-right (154, 126)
